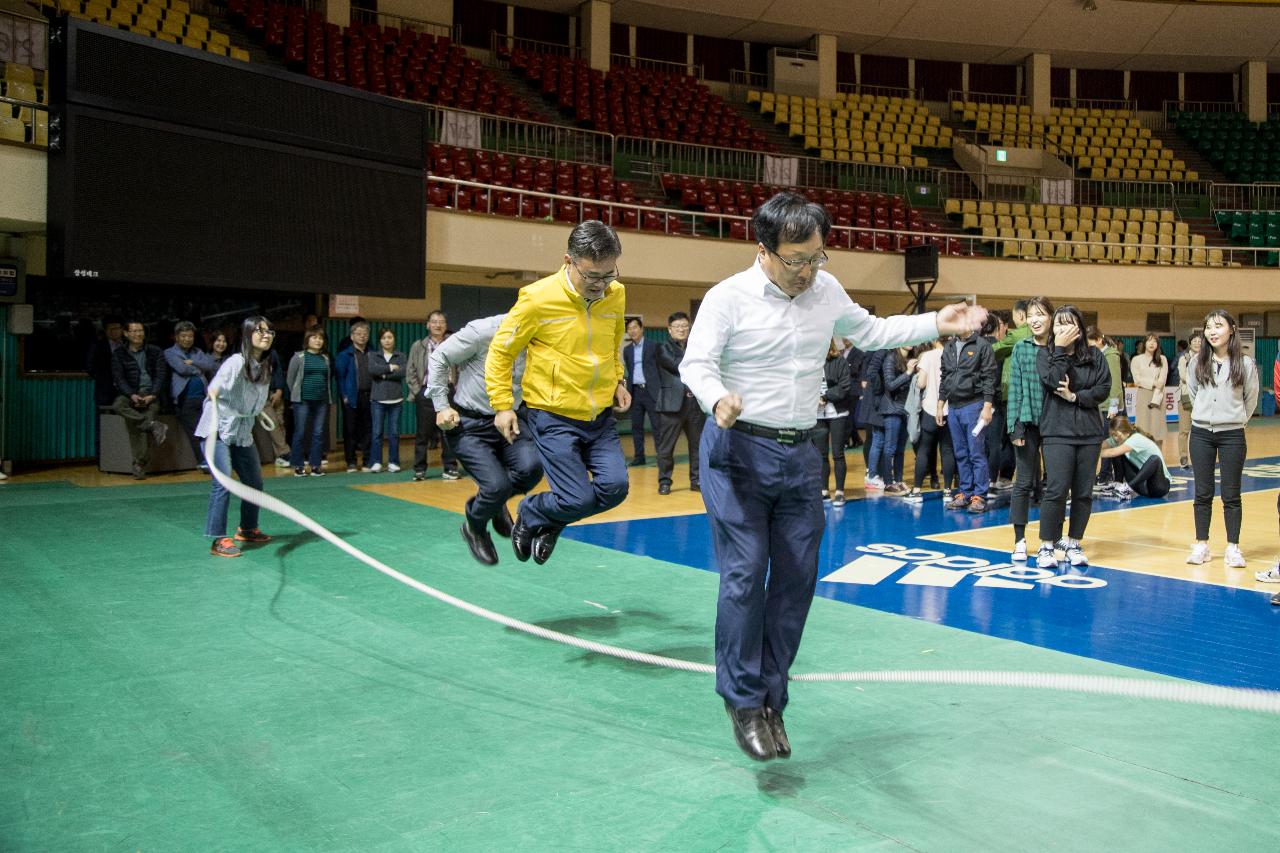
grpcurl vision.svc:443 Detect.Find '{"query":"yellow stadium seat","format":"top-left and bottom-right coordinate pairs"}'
top-left (0, 114), bottom-right (24, 142)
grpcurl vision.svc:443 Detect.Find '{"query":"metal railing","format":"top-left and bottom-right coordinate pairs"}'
top-left (0, 8), bottom-right (47, 70)
top-left (488, 31), bottom-right (580, 61)
top-left (426, 177), bottom-right (1278, 268)
top-left (0, 93), bottom-right (48, 148)
top-left (934, 168), bottom-right (1179, 211)
top-left (1163, 100), bottom-right (1239, 117)
top-left (953, 126), bottom-right (1079, 164)
top-left (949, 90), bottom-right (1027, 111)
top-left (609, 53), bottom-right (703, 80)
top-left (423, 103), bottom-right (613, 166)
top-left (1209, 182), bottom-right (1280, 213)
top-left (350, 5), bottom-right (455, 40)
top-left (1051, 97), bottom-right (1136, 114)
top-left (613, 135), bottom-right (911, 196)
top-left (729, 69), bottom-right (769, 101)
top-left (838, 81), bottom-right (923, 102)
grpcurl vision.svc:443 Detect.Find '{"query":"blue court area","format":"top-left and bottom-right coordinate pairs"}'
top-left (565, 458), bottom-right (1280, 692)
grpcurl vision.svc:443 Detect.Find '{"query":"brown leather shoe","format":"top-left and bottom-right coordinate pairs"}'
top-left (725, 701), bottom-right (777, 761)
top-left (763, 707), bottom-right (791, 759)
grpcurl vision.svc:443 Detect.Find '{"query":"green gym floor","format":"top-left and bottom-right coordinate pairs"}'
top-left (3, 473), bottom-right (1279, 851)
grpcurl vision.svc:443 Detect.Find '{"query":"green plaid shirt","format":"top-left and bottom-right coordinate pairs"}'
top-left (1006, 337), bottom-right (1046, 438)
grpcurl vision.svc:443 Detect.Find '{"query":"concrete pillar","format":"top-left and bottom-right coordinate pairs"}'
top-left (1177, 72), bottom-right (1184, 103)
top-left (907, 57), bottom-right (914, 96)
top-left (1025, 52), bottom-right (1050, 115)
top-left (813, 33), bottom-right (837, 100)
top-left (687, 33), bottom-right (694, 76)
top-left (960, 62), bottom-right (968, 97)
top-left (322, 0), bottom-right (349, 28)
top-left (579, 0), bottom-right (611, 72)
top-left (1069, 68), bottom-right (1077, 102)
top-left (1242, 60), bottom-right (1267, 123)
top-left (1122, 70), bottom-right (1130, 104)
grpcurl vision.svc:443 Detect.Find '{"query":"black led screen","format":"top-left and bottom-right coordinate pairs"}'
top-left (47, 19), bottom-right (426, 297)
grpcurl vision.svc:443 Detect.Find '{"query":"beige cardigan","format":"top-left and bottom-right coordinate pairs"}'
top-left (1130, 352), bottom-right (1168, 407)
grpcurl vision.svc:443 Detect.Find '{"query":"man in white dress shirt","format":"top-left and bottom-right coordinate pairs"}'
top-left (680, 192), bottom-right (986, 762)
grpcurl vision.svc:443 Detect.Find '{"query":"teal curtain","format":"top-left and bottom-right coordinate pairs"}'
top-left (324, 320), bottom-right (427, 439)
top-left (0, 305), bottom-right (97, 463)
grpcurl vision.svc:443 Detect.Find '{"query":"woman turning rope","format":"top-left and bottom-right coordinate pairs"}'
top-left (198, 317), bottom-right (277, 558)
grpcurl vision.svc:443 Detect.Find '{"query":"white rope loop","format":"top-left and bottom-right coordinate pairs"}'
top-left (203, 401), bottom-right (1280, 715)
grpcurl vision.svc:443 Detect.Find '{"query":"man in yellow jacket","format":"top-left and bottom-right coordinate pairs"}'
top-left (485, 221), bottom-right (632, 564)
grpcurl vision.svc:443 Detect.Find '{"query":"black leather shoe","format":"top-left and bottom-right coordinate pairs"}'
top-left (492, 503), bottom-right (514, 538)
top-left (628, 457), bottom-right (646, 467)
top-left (689, 482), bottom-right (700, 493)
top-left (725, 702), bottom-right (776, 761)
top-left (763, 707), bottom-right (791, 759)
top-left (460, 523), bottom-right (499, 566)
top-left (658, 483), bottom-right (671, 495)
top-left (532, 525), bottom-right (563, 565)
top-left (511, 514), bottom-right (534, 562)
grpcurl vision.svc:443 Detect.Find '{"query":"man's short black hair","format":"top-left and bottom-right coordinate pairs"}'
top-left (668, 311), bottom-right (690, 325)
top-left (752, 192), bottom-right (831, 253)
top-left (626, 317), bottom-right (643, 328)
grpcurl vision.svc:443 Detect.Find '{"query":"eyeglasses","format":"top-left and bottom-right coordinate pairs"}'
top-left (253, 327), bottom-right (276, 337)
top-left (571, 259), bottom-right (619, 285)
top-left (769, 249), bottom-right (829, 270)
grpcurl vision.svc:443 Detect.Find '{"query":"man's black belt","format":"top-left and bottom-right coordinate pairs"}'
top-left (730, 420), bottom-right (814, 446)
top-left (454, 404), bottom-right (491, 420)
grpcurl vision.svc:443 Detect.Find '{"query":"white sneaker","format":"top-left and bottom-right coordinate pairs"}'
top-left (1036, 543), bottom-right (1058, 568)
top-left (1011, 539), bottom-right (1028, 562)
top-left (387, 463), bottom-right (401, 473)
top-left (1065, 545), bottom-right (1089, 567)
top-left (370, 463), bottom-right (383, 473)
top-left (902, 489), bottom-right (924, 504)
top-left (1254, 564), bottom-right (1280, 583)
top-left (1224, 545), bottom-right (1247, 568)
top-left (864, 476), bottom-right (884, 490)
top-left (1186, 543), bottom-right (1211, 565)
top-left (1113, 483), bottom-right (1136, 501)
top-left (274, 456), bottom-right (291, 468)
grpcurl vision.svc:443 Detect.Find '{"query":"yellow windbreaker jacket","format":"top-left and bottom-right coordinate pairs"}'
top-left (485, 268), bottom-right (626, 421)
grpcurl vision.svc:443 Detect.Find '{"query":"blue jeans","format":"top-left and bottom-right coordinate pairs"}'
top-left (879, 413), bottom-right (907, 484)
top-left (865, 425), bottom-right (885, 481)
top-left (370, 401), bottom-right (402, 466)
top-left (518, 406), bottom-right (628, 530)
top-left (290, 401), bottom-right (328, 470)
top-left (700, 423), bottom-right (824, 711)
top-left (947, 400), bottom-right (990, 498)
top-left (204, 440), bottom-right (263, 538)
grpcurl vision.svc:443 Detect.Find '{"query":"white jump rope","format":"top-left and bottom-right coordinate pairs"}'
top-left (207, 401), bottom-right (1280, 716)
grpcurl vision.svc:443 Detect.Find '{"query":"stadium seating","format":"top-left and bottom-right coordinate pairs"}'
top-left (38, 0), bottom-right (247, 61)
top-left (244, 4), bottom-right (531, 119)
top-left (1, 62), bottom-right (49, 145)
top-left (954, 101), bottom-right (1198, 182)
top-left (504, 48), bottom-right (767, 149)
top-left (1172, 111), bottom-right (1280, 184)
top-left (750, 89), bottom-right (951, 167)
top-left (1213, 209), bottom-right (1280, 266)
top-left (941, 197), bottom-right (1221, 264)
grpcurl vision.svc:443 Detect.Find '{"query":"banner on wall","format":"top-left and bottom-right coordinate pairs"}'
top-left (440, 109), bottom-right (482, 149)
top-left (763, 156), bottom-right (798, 187)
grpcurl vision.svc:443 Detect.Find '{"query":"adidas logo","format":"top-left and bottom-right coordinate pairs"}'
top-left (820, 543), bottom-right (1108, 590)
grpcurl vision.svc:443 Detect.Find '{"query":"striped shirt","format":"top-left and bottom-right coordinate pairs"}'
top-left (301, 352), bottom-right (328, 402)
top-left (195, 354), bottom-right (271, 447)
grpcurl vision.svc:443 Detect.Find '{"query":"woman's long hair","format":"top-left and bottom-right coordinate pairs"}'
top-left (1053, 305), bottom-right (1091, 363)
top-left (1108, 414), bottom-right (1152, 442)
top-left (238, 316), bottom-right (273, 385)
top-left (1194, 309), bottom-right (1245, 388)
top-left (1142, 334), bottom-right (1164, 370)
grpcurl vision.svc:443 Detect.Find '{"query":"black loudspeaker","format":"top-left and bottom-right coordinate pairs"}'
top-left (903, 244), bottom-right (939, 283)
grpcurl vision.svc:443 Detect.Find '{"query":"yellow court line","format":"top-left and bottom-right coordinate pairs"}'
top-left (922, 489), bottom-right (1280, 592)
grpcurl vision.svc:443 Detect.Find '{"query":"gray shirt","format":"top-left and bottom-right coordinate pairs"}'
top-left (427, 314), bottom-right (524, 415)
top-left (131, 348), bottom-right (154, 396)
top-left (195, 355), bottom-right (271, 447)
top-left (1186, 354), bottom-right (1259, 432)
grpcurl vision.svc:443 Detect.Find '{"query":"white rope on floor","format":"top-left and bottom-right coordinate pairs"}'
top-left (205, 403), bottom-right (1280, 716)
